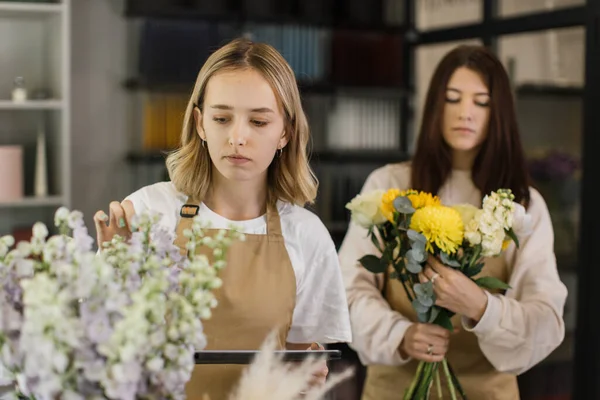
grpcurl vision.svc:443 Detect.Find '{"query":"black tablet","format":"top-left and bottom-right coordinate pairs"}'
top-left (194, 349), bottom-right (342, 364)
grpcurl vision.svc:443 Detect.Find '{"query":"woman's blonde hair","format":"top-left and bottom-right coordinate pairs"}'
top-left (165, 37), bottom-right (318, 206)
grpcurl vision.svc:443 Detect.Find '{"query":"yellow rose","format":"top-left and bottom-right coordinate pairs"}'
top-left (451, 203), bottom-right (480, 226)
top-left (346, 190), bottom-right (387, 229)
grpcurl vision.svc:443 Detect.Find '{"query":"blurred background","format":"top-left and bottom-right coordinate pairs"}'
top-left (0, 0), bottom-right (597, 399)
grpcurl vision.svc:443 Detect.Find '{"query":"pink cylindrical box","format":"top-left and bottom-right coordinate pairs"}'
top-left (0, 146), bottom-right (24, 202)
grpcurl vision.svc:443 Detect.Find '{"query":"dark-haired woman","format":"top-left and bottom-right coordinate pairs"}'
top-left (338, 45), bottom-right (567, 399)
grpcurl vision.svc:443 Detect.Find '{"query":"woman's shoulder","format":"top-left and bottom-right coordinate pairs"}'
top-left (124, 181), bottom-right (186, 212)
top-left (363, 160), bottom-right (413, 191)
top-left (277, 202), bottom-right (330, 238)
top-left (277, 202), bottom-right (336, 256)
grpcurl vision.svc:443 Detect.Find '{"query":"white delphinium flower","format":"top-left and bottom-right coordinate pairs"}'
top-left (0, 235), bottom-right (14, 259)
top-left (0, 205), bottom-right (243, 400)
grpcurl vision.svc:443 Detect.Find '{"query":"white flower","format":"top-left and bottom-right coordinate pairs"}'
top-left (478, 211), bottom-right (502, 236)
top-left (54, 207), bottom-right (70, 225)
top-left (345, 190), bottom-right (387, 229)
top-left (481, 229), bottom-right (505, 257)
top-left (32, 222), bottom-right (48, 240)
top-left (147, 358), bottom-right (164, 372)
top-left (511, 203), bottom-right (534, 238)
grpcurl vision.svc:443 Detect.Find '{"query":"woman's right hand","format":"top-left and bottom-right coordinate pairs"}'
top-left (399, 323), bottom-right (451, 362)
top-left (93, 200), bottom-right (135, 249)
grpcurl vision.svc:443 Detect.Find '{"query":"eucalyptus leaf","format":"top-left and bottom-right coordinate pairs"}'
top-left (407, 229), bottom-right (427, 244)
top-left (417, 312), bottom-right (429, 323)
top-left (420, 281), bottom-right (435, 297)
top-left (411, 240), bottom-right (426, 257)
top-left (358, 255), bottom-right (387, 274)
top-left (393, 196), bottom-right (415, 214)
top-left (412, 298), bottom-right (429, 314)
top-left (428, 306), bottom-right (441, 323)
top-left (413, 283), bottom-right (425, 297)
top-left (440, 251), bottom-right (461, 268)
top-left (408, 246), bottom-right (427, 263)
top-left (475, 276), bottom-right (512, 290)
top-left (417, 294), bottom-right (434, 307)
top-left (405, 259), bottom-right (422, 274)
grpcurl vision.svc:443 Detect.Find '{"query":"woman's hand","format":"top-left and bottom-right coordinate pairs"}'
top-left (400, 323), bottom-right (451, 362)
top-left (286, 342), bottom-right (329, 393)
top-left (420, 255), bottom-right (488, 322)
top-left (93, 200), bottom-right (135, 249)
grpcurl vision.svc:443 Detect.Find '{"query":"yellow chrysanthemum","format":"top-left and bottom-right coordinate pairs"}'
top-left (380, 188), bottom-right (442, 222)
top-left (409, 205), bottom-right (464, 254)
top-left (402, 190), bottom-right (441, 210)
top-left (381, 189), bottom-right (402, 222)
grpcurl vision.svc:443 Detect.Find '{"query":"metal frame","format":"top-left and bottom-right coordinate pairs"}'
top-left (415, 5), bottom-right (585, 44)
top-left (399, 0), bottom-right (415, 153)
top-left (573, 1), bottom-right (600, 398)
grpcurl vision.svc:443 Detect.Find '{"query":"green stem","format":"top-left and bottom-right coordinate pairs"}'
top-left (415, 362), bottom-right (435, 399)
top-left (400, 275), bottom-right (415, 303)
top-left (435, 365), bottom-right (442, 399)
top-left (403, 360), bottom-right (425, 399)
top-left (446, 359), bottom-right (468, 399)
top-left (442, 358), bottom-right (457, 400)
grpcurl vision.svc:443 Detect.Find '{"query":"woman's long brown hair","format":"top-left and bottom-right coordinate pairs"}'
top-left (411, 45), bottom-right (531, 207)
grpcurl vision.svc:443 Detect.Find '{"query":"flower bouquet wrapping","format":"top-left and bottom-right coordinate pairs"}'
top-left (0, 207), bottom-right (243, 400)
top-left (346, 188), bottom-right (533, 399)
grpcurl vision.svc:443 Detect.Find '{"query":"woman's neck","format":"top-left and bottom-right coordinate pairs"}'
top-left (204, 176), bottom-right (268, 221)
top-left (451, 148), bottom-right (478, 171)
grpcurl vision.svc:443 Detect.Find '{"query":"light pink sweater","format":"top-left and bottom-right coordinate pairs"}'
top-left (338, 162), bottom-right (568, 375)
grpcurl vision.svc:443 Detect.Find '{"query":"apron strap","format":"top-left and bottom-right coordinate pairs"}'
top-left (265, 201), bottom-right (283, 241)
top-left (176, 197), bottom-right (284, 242)
top-left (174, 198), bottom-right (199, 256)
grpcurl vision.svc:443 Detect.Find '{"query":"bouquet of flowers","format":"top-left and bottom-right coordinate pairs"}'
top-left (0, 207), bottom-right (243, 400)
top-left (346, 188), bottom-right (533, 399)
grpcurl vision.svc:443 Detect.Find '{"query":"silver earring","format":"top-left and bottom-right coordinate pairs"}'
top-left (201, 139), bottom-right (206, 148)
top-left (277, 148), bottom-right (283, 157)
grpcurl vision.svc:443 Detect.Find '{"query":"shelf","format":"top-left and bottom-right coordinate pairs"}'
top-left (310, 149), bottom-right (409, 164)
top-left (516, 83), bottom-right (583, 98)
top-left (126, 150), bottom-right (170, 164)
top-left (124, 4), bottom-right (405, 34)
top-left (126, 149), bottom-right (409, 165)
top-left (0, 100), bottom-right (63, 110)
top-left (122, 77), bottom-right (409, 98)
top-left (0, 196), bottom-right (64, 208)
top-left (0, 2), bottom-right (63, 18)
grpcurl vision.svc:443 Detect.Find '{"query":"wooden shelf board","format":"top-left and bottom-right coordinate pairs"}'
top-left (0, 2), bottom-right (63, 18)
top-left (0, 99), bottom-right (63, 110)
top-left (0, 196), bottom-right (64, 208)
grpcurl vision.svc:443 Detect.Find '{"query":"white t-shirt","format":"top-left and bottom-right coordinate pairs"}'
top-left (125, 181), bottom-right (352, 344)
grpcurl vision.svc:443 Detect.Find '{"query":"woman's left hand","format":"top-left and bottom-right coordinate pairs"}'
top-left (306, 342), bottom-right (328, 387)
top-left (286, 342), bottom-right (329, 394)
top-left (419, 255), bottom-right (488, 322)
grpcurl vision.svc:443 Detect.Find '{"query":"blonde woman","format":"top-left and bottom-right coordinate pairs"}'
top-left (93, 38), bottom-right (352, 399)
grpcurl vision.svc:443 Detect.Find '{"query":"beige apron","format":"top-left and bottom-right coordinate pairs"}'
top-left (174, 200), bottom-right (297, 400)
top-left (362, 257), bottom-right (520, 400)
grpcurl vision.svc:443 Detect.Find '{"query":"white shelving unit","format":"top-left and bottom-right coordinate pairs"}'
top-left (0, 0), bottom-right (70, 234)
